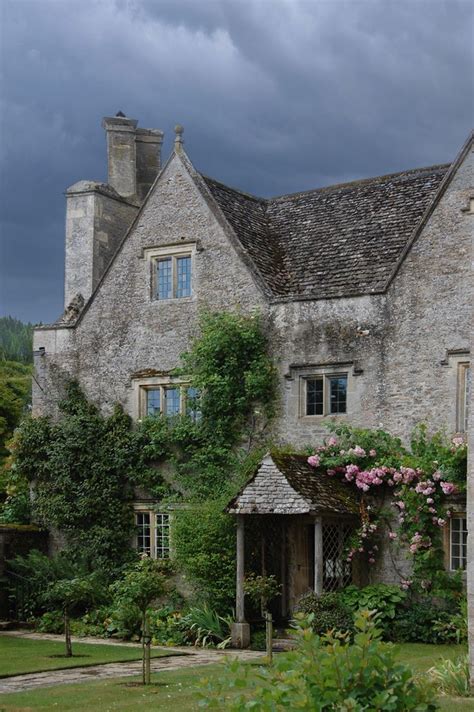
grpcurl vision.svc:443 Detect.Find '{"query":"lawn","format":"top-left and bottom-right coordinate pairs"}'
top-left (0, 641), bottom-right (471, 711)
top-left (0, 635), bottom-right (183, 677)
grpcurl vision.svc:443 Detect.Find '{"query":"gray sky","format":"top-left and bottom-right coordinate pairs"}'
top-left (0, 0), bottom-right (473, 324)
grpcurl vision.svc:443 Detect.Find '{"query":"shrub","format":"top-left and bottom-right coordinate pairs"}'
top-left (200, 610), bottom-right (436, 710)
top-left (428, 655), bottom-right (470, 698)
top-left (173, 497), bottom-right (236, 615)
top-left (295, 591), bottom-right (353, 636)
top-left (8, 549), bottom-right (87, 619)
top-left (36, 609), bottom-right (64, 634)
top-left (392, 598), bottom-right (447, 644)
top-left (180, 606), bottom-right (232, 648)
top-left (341, 584), bottom-right (406, 638)
top-left (249, 629), bottom-right (267, 651)
top-left (149, 607), bottom-right (188, 647)
top-left (432, 598), bottom-right (468, 644)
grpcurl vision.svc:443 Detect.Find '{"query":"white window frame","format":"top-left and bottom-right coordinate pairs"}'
top-left (142, 243), bottom-right (196, 302)
top-left (449, 513), bottom-right (467, 571)
top-left (300, 371), bottom-right (349, 417)
top-left (457, 362), bottom-right (471, 433)
top-left (133, 505), bottom-right (171, 559)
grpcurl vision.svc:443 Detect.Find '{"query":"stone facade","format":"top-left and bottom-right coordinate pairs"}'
top-left (32, 115), bottom-right (473, 594)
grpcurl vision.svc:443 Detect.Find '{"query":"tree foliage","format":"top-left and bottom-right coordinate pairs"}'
top-left (0, 316), bottom-right (34, 364)
top-left (10, 381), bottom-right (146, 573)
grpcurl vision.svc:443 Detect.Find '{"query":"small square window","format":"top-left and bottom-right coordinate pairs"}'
top-left (304, 373), bottom-right (348, 416)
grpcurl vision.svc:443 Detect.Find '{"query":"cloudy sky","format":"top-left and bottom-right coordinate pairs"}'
top-left (0, 0), bottom-right (472, 324)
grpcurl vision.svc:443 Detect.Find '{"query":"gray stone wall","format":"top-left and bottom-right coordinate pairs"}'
top-left (34, 152), bottom-right (266, 416)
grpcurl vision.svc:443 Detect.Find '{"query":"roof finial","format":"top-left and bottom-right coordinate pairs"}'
top-left (116, 110), bottom-right (126, 117)
top-left (174, 124), bottom-right (184, 152)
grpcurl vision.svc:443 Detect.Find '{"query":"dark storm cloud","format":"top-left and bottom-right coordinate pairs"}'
top-left (0, 0), bottom-right (472, 323)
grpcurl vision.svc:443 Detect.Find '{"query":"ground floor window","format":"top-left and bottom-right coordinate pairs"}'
top-left (322, 523), bottom-right (352, 591)
top-left (134, 509), bottom-right (170, 559)
top-left (450, 514), bottom-right (467, 571)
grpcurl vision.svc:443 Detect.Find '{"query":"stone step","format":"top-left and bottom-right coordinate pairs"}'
top-left (0, 620), bottom-right (13, 631)
top-left (272, 637), bottom-right (297, 651)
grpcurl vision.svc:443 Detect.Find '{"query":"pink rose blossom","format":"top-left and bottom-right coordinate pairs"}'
top-left (307, 454), bottom-right (320, 468)
top-left (368, 558), bottom-right (376, 564)
top-left (440, 481), bottom-right (458, 496)
top-left (327, 436), bottom-right (338, 447)
top-left (369, 449), bottom-right (377, 457)
top-left (389, 532), bottom-right (398, 540)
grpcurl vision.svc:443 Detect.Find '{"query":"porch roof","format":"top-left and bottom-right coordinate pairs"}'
top-left (226, 453), bottom-right (360, 516)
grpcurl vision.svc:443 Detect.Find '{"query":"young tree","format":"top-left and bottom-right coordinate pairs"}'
top-left (41, 575), bottom-right (103, 657)
top-left (111, 556), bottom-right (166, 684)
top-left (244, 573), bottom-right (281, 663)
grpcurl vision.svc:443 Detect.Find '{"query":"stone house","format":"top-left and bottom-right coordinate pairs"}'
top-left (33, 114), bottom-right (473, 637)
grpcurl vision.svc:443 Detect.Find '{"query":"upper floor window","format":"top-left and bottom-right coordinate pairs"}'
top-left (304, 374), bottom-right (348, 416)
top-left (142, 384), bottom-right (200, 420)
top-left (155, 254), bottom-right (192, 300)
top-left (457, 362), bottom-right (471, 433)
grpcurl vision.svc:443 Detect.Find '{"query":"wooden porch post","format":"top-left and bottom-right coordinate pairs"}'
top-left (314, 516), bottom-right (323, 595)
top-left (281, 521), bottom-right (287, 618)
top-left (232, 515), bottom-right (250, 648)
top-left (236, 515), bottom-right (245, 622)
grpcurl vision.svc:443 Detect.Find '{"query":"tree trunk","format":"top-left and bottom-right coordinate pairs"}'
top-left (141, 612), bottom-right (146, 685)
top-left (64, 609), bottom-right (72, 657)
top-left (265, 610), bottom-right (273, 664)
top-left (144, 614), bottom-right (151, 685)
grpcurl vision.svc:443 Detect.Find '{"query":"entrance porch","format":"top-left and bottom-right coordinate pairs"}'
top-left (226, 453), bottom-right (361, 647)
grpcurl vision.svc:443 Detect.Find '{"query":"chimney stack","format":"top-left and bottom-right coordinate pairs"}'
top-left (101, 113), bottom-right (138, 199)
top-left (101, 112), bottom-right (163, 202)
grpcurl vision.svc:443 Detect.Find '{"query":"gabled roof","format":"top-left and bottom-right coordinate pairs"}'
top-left (226, 453), bottom-right (360, 516)
top-left (202, 164), bottom-right (449, 300)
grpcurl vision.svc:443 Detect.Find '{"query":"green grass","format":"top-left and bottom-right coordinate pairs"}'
top-left (0, 641), bottom-right (471, 711)
top-left (0, 635), bottom-right (182, 677)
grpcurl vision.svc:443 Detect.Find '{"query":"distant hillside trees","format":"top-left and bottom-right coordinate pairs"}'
top-left (0, 316), bottom-right (34, 364)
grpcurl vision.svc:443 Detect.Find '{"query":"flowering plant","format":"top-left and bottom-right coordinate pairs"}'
top-left (306, 424), bottom-right (467, 590)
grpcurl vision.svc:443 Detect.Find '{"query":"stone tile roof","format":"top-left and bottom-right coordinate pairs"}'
top-left (226, 453), bottom-right (360, 516)
top-left (202, 164), bottom-right (449, 300)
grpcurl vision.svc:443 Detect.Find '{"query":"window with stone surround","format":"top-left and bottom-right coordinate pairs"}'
top-left (303, 373), bottom-right (348, 416)
top-left (142, 243), bottom-right (195, 301)
top-left (139, 382), bottom-right (200, 420)
top-left (134, 507), bottom-right (170, 559)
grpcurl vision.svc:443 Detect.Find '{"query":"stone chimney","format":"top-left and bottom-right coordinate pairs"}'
top-left (135, 128), bottom-right (164, 201)
top-left (101, 112), bottom-right (164, 202)
top-left (62, 113), bottom-right (164, 311)
top-left (102, 114), bottom-right (139, 200)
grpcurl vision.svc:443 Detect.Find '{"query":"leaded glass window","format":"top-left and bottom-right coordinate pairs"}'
top-left (304, 373), bottom-right (348, 416)
top-left (136, 512), bottom-right (151, 555)
top-left (157, 258), bottom-right (172, 299)
top-left (306, 378), bottom-right (323, 415)
top-left (154, 254), bottom-right (192, 300)
top-left (176, 256), bottom-right (192, 298)
top-left (146, 389), bottom-right (161, 416)
top-left (186, 387), bottom-right (201, 422)
top-left (156, 513), bottom-right (170, 559)
top-left (329, 376), bottom-right (347, 414)
top-left (164, 387), bottom-right (180, 416)
top-left (450, 515), bottom-right (467, 570)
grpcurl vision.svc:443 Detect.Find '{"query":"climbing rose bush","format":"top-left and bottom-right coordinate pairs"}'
top-left (306, 424), bottom-right (467, 590)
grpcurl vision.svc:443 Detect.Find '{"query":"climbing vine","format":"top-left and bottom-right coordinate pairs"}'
top-left (306, 424), bottom-right (467, 593)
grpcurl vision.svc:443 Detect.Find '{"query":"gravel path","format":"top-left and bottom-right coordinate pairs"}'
top-left (0, 630), bottom-right (262, 693)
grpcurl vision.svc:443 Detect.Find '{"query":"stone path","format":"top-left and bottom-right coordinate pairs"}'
top-left (0, 631), bottom-right (262, 693)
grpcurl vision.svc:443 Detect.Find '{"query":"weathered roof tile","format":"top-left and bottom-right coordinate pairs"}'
top-left (202, 164), bottom-right (449, 300)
